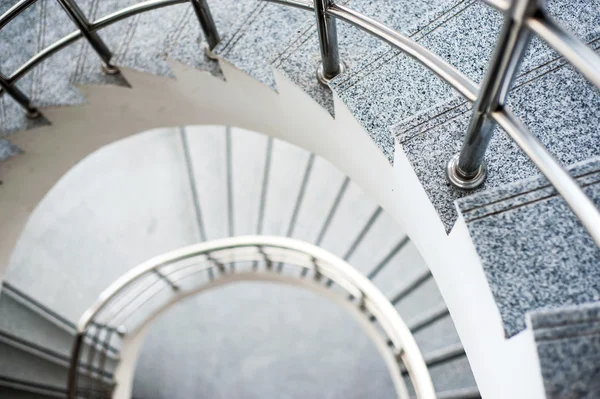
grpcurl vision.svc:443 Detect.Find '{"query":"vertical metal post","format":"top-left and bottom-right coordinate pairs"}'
top-left (0, 73), bottom-right (40, 118)
top-left (191, 0), bottom-right (221, 54)
top-left (68, 332), bottom-right (85, 399)
top-left (314, 0), bottom-right (344, 85)
top-left (447, 0), bottom-right (542, 189)
top-left (55, 0), bottom-right (119, 74)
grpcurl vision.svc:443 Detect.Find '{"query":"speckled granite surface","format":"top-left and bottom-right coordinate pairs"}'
top-left (390, 5), bottom-right (600, 230)
top-left (528, 303), bottom-right (600, 399)
top-left (0, 139), bottom-right (21, 162)
top-left (1, 0), bottom-right (598, 178)
top-left (457, 157), bottom-right (600, 337)
top-left (0, 0), bottom-right (598, 367)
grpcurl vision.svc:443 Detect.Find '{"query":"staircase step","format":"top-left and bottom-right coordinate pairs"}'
top-left (528, 302), bottom-right (600, 399)
top-left (3, 124), bottom-right (477, 397)
top-left (394, 40), bottom-right (600, 230)
top-left (0, 287), bottom-right (76, 359)
top-left (456, 156), bottom-right (600, 337)
top-left (0, 138), bottom-right (22, 162)
top-left (0, 284), bottom-right (120, 362)
top-left (435, 387), bottom-right (481, 399)
top-left (0, 339), bottom-right (106, 391)
top-left (0, 376), bottom-right (66, 398)
top-left (401, 343), bottom-right (477, 395)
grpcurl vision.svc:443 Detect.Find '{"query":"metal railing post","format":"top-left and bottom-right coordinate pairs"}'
top-left (68, 332), bottom-right (85, 398)
top-left (0, 72), bottom-right (40, 118)
top-left (56, 0), bottom-right (119, 74)
top-left (191, 0), bottom-right (220, 56)
top-left (314, 0), bottom-right (344, 85)
top-left (447, 0), bottom-right (542, 189)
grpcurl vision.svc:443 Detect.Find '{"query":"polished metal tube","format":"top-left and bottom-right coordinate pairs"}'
top-left (314, 0), bottom-right (342, 83)
top-left (492, 109), bottom-right (600, 247)
top-left (0, 0), bottom-right (37, 30)
top-left (56, 0), bottom-right (116, 70)
top-left (67, 333), bottom-right (85, 398)
top-left (191, 0), bottom-right (220, 50)
top-left (264, 0), bottom-right (313, 12)
top-left (454, 0), bottom-right (542, 183)
top-left (0, 72), bottom-right (39, 117)
top-left (527, 12), bottom-right (600, 90)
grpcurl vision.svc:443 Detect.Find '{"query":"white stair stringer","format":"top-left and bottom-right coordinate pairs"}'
top-left (2, 122), bottom-right (477, 397)
top-left (0, 49), bottom-right (547, 399)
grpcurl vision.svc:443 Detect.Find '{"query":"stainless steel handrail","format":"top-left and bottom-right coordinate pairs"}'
top-left (326, 3), bottom-right (479, 101)
top-left (68, 236), bottom-right (436, 399)
top-left (0, 0), bottom-right (598, 238)
top-left (0, 0), bottom-right (36, 30)
top-left (0, 0), bottom-right (217, 109)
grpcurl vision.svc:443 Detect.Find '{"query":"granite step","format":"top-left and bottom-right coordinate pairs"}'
top-left (393, 38), bottom-right (600, 231)
top-left (0, 338), bottom-right (113, 393)
top-left (215, 0), bottom-right (457, 124)
top-left (0, 124), bottom-right (476, 398)
top-left (0, 377), bottom-right (66, 398)
top-left (528, 302), bottom-right (600, 399)
top-left (401, 343), bottom-right (477, 396)
top-left (333, 0), bottom-right (600, 162)
top-left (456, 156), bottom-right (600, 337)
top-left (0, 284), bottom-right (120, 372)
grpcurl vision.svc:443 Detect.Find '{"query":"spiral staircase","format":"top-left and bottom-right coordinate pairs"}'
top-left (0, 126), bottom-right (478, 398)
top-left (0, 0), bottom-right (599, 398)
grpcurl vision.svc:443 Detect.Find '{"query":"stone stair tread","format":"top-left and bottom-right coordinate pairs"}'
top-left (528, 302), bottom-right (600, 399)
top-left (371, 240), bottom-right (428, 297)
top-left (334, 0), bottom-right (598, 160)
top-left (0, 288), bottom-right (77, 359)
top-left (396, 43), bottom-right (600, 230)
top-left (2, 124), bottom-right (477, 396)
top-left (434, 386), bottom-right (481, 399)
top-left (0, 286), bottom-right (120, 372)
top-left (456, 157), bottom-right (600, 337)
top-left (0, 385), bottom-right (63, 399)
top-left (0, 340), bottom-right (73, 389)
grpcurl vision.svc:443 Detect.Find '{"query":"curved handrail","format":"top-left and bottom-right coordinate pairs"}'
top-left (1, 0), bottom-right (597, 247)
top-left (68, 236), bottom-right (436, 399)
top-left (326, 3), bottom-right (479, 101)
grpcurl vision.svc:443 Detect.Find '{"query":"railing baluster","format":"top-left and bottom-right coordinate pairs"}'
top-left (55, 0), bottom-right (119, 74)
top-left (191, 0), bottom-right (220, 56)
top-left (314, 0), bottom-right (344, 85)
top-left (0, 72), bottom-right (40, 118)
top-left (447, 0), bottom-right (541, 189)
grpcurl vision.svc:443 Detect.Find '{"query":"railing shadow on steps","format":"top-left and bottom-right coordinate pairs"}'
top-left (67, 236), bottom-right (437, 399)
top-left (1, 0), bottom-right (599, 248)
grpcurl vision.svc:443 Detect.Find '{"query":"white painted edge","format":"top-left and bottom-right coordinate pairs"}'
top-left (0, 58), bottom-right (546, 398)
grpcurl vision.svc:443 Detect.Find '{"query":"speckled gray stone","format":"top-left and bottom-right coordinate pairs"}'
top-left (457, 157), bottom-right (600, 337)
top-left (396, 46), bottom-right (600, 231)
top-left (0, 139), bottom-right (22, 162)
top-left (528, 303), bottom-right (600, 399)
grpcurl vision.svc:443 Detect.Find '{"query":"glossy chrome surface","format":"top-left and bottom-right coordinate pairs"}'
top-left (327, 3), bottom-right (479, 101)
top-left (69, 236), bottom-right (437, 399)
top-left (491, 110), bottom-right (600, 247)
top-left (0, 0), bottom-right (596, 258)
top-left (314, 0), bottom-right (343, 82)
top-left (527, 11), bottom-right (600, 90)
top-left (191, 0), bottom-right (220, 50)
top-left (264, 0), bottom-right (313, 12)
top-left (0, 0), bottom-right (37, 30)
top-left (446, 153), bottom-right (487, 190)
top-left (56, 0), bottom-right (117, 72)
top-left (453, 0), bottom-right (535, 182)
top-left (0, 72), bottom-right (39, 117)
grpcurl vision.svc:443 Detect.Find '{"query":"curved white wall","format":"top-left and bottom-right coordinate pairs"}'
top-left (0, 60), bottom-right (545, 398)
